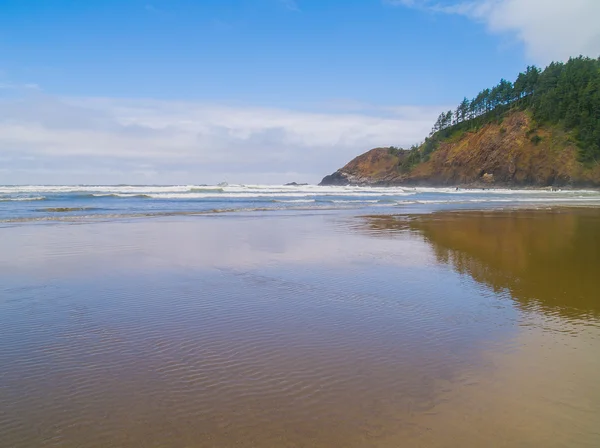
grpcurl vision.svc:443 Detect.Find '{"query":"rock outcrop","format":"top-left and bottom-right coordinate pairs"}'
top-left (320, 147), bottom-right (409, 186)
top-left (320, 112), bottom-right (600, 187)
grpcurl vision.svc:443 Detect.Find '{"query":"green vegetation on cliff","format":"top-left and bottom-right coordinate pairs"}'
top-left (401, 56), bottom-right (600, 172)
top-left (322, 110), bottom-right (600, 187)
top-left (321, 57), bottom-right (600, 187)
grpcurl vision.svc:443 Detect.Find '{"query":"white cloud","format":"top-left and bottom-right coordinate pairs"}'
top-left (390, 0), bottom-right (600, 64)
top-left (0, 94), bottom-right (441, 184)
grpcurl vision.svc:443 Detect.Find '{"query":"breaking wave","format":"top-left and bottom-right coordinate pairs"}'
top-left (1, 184), bottom-right (599, 226)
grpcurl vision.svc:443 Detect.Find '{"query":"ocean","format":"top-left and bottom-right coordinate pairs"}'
top-left (2, 184), bottom-right (600, 223)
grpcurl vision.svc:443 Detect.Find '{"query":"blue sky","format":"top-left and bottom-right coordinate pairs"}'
top-left (1, 0), bottom-right (599, 184)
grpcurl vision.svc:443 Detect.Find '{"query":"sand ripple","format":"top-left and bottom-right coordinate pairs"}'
top-left (1, 213), bottom-right (599, 447)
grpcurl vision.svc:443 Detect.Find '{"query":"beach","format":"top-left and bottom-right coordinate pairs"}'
top-left (4, 0), bottom-right (600, 445)
top-left (1, 195), bottom-right (600, 447)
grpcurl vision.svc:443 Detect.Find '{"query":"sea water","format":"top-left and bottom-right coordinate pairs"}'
top-left (2, 184), bottom-right (600, 224)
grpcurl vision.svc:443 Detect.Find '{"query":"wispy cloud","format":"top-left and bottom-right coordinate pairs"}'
top-left (0, 93), bottom-right (442, 184)
top-left (0, 82), bottom-right (40, 90)
top-left (387, 0), bottom-right (600, 64)
top-left (144, 3), bottom-right (171, 17)
top-left (210, 18), bottom-right (233, 32)
top-left (384, 0), bottom-right (423, 6)
top-left (279, 0), bottom-right (300, 12)
top-left (144, 3), bottom-right (161, 13)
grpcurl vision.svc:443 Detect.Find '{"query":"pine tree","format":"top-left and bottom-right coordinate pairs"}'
top-left (425, 56), bottom-right (600, 162)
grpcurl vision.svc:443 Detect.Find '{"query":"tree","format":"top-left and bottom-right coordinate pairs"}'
top-left (489, 85), bottom-right (501, 110)
top-left (431, 112), bottom-right (446, 135)
top-left (425, 57), bottom-right (600, 162)
top-left (458, 97), bottom-right (470, 122)
top-left (514, 71), bottom-right (527, 101)
top-left (497, 79), bottom-right (513, 105)
top-left (481, 88), bottom-right (491, 113)
top-left (472, 91), bottom-right (486, 117)
top-left (524, 65), bottom-right (540, 97)
top-left (444, 110), bottom-right (453, 128)
top-left (468, 96), bottom-right (477, 120)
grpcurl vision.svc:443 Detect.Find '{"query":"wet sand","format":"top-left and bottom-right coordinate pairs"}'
top-left (1, 208), bottom-right (599, 447)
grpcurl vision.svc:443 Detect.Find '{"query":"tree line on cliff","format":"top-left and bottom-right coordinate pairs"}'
top-left (398, 56), bottom-right (600, 170)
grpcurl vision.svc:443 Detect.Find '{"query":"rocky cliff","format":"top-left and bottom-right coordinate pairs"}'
top-left (320, 111), bottom-right (600, 187)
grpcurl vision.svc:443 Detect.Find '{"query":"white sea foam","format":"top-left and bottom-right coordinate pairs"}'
top-left (329, 199), bottom-right (381, 203)
top-left (272, 199), bottom-right (317, 203)
top-left (1, 184), bottom-right (598, 196)
top-left (2, 184), bottom-right (600, 225)
top-left (0, 196), bottom-right (46, 202)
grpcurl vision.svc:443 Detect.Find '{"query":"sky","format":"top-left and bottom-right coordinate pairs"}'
top-left (1, 0), bottom-right (599, 185)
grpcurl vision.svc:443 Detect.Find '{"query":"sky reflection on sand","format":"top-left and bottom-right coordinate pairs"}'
top-left (1, 209), bottom-right (599, 447)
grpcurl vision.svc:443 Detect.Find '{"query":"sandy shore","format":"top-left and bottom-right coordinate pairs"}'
top-left (1, 209), bottom-right (599, 447)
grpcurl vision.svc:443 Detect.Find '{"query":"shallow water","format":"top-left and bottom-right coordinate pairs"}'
top-left (1, 208), bottom-right (599, 447)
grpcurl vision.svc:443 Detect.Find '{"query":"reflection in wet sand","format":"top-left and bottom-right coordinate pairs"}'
top-left (1, 210), bottom-right (599, 447)
top-left (360, 209), bottom-right (600, 447)
top-left (364, 208), bottom-right (600, 318)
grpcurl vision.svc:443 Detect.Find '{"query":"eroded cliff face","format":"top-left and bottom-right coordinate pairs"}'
top-left (320, 147), bottom-right (404, 186)
top-left (320, 112), bottom-right (600, 187)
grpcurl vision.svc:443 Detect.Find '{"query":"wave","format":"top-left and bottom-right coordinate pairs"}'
top-left (272, 199), bottom-right (316, 203)
top-left (2, 184), bottom-right (598, 199)
top-left (38, 207), bottom-right (101, 213)
top-left (392, 197), bottom-right (600, 205)
top-left (327, 199), bottom-right (381, 203)
top-left (188, 187), bottom-right (224, 193)
top-left (2, 184), bottom-right (600, 226)
top-left (0, 196), bottom-right (46, 202)
top-left (0, 204), bottom-right (344, 225)
top-left (90, 193), bottom-right (152, 199)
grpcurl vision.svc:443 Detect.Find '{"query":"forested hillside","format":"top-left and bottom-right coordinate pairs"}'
top-left (321, 56), bottom-right (600, 187)
top-left (414, 56), bottom-right (600, 166)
